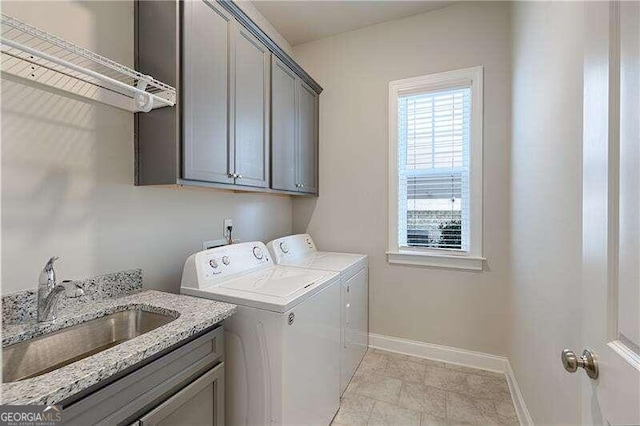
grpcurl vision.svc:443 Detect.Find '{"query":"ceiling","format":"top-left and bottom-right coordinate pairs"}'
top-left (252, 1), bottom-right (455, 46)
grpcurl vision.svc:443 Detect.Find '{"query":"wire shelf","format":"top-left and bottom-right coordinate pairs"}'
top-left (0, 14), bottom-right (176, 112)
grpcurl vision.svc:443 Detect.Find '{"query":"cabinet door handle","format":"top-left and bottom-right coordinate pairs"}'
top-left (237, 174), bottom-right (242, 179)
top-left (228, 173), bottom-right (237, 178)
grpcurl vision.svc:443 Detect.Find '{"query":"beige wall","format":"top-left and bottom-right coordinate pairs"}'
top-left (1, 1), bottom-right (292, 294)
top-left (292, 2), bottom-right (512, 356)
top-left (508, 2), bottom-right (584, 424)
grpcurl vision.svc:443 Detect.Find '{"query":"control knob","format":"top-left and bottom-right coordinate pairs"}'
top-left (253, 246), bottom-right (264, 259)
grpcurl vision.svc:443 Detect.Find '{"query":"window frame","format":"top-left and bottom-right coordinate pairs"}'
top-left (387, 66), bottom-right (484, 270)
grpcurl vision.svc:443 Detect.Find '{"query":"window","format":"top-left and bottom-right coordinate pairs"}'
top-left (388, 67), bottom-right (484, 270)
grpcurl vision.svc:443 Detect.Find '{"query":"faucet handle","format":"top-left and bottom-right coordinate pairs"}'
top-left (61, 280), bottom-right (85, 298)
top-left (39, 256), bottom-right (60, 287)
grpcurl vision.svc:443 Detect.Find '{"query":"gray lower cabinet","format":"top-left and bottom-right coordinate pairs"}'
top-left (271, 58), bottom-right (319, 195)
top-left (138, 362), bottom-right (224, 426)
top-left (61, 327), bottom-right (224, 426)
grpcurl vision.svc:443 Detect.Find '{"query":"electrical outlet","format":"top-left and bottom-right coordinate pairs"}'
top-left (224, 218), bottom-right (233, 234)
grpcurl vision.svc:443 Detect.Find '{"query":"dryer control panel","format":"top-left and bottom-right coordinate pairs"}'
top-left (181, 242), bottom-right (272, 288)
top-left (266, 234), bottom-right (317, 264)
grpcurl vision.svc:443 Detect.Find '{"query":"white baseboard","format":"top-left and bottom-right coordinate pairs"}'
top-left (505, 360), bottom-right (534, 425)
top-left (369, 332), bottom-right (508, 372)
top-left (369, 333), bottom-right (533, 425)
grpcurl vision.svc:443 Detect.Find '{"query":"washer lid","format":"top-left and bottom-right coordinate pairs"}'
top-left (183, 265), bottom-right (340, 313)
top-left (219, 267), bottom-right (326, 297)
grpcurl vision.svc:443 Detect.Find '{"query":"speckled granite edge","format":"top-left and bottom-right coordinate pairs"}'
top-left (1, 290), bottom-right (236, 406)
top-left (2, 269), bottom-right (143, 325)
top-left (2, 301), bottom-right (176, 347)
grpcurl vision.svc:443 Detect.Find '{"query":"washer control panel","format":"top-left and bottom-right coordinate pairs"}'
top-left (253, 246), bottom-right (264, 259)
top-left (196, 242), bottom-right (271, 284)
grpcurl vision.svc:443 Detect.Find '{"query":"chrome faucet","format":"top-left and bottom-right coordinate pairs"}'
top-left (37, 257), bottom-right (84, 322)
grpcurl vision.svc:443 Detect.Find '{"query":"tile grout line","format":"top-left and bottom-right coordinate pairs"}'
top-left (364, 399), bottom-right (375, 425)
top-left (443, 387), bottom-right (448, 423)
top-left (358, 348), bottom-right (517, 425)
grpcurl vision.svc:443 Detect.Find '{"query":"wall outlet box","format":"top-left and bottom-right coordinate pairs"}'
top-left (203, 239), bottom-right (227, 250)
top-left (202, 238), bottom-right (241, 250)
top-left (224, 218), bottom-right (233, 231)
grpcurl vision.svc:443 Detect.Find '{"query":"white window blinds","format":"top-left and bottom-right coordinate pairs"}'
top-left (397, 87), bottom-right (471, 252)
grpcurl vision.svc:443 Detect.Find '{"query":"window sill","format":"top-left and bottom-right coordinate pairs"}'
top-left (386, 250), bottom-right (485, 271)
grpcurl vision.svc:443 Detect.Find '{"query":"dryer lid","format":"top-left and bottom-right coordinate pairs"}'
top-left (278, 251), bottom-right (365, 271)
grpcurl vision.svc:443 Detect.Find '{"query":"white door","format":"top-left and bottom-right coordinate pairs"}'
top-left (580, 1), bottom-right (640, 424)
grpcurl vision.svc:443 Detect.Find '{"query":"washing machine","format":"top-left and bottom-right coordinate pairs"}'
top-left (181, 242), bottom-right (341, 426)
top-left (266, 234), bottom-right (368, 395)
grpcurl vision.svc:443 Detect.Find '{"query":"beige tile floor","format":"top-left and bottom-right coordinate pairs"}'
top-left (332, 348), bottom-right (519, 426)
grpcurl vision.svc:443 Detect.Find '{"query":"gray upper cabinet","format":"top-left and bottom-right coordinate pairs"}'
top-left (271, 59), bottom-right (319, 195)
top-left (231, 24), bottom-right (270, 188)
top-left (184, 3), bottom-right (270, 188)
top-left (271, 58), bottom-right (298, 192)
top-left (135, 0), bottom-right (321, 196)
top-left (182, 0), bottom-right (233, 184)
top-left (297, 80), bottom-right (319, 194)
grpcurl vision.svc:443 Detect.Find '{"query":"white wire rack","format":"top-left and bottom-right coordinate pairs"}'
top-left (0, 14), bottom-right (176, 112)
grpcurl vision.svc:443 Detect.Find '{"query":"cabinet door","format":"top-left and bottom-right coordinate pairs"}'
top-left (271, 58), bottom-right (298, 192)
top-left (182, 0), bottom-right (233, 184)
top-left (139, 362), bottom-right (224, 426)
top-left (297, 80), bottom-right (319, 194)
top-left (231, 24), bottom-right (270, 188)
top-left (341, 268), bottom-right (368, 393)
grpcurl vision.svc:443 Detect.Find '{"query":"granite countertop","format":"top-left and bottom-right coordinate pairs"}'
top-left (1, 290), bottom-right (236, 406)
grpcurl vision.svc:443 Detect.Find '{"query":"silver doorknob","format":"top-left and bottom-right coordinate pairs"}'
top-left (561, 349), bottom-right (599, 379)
